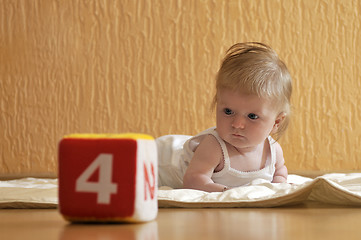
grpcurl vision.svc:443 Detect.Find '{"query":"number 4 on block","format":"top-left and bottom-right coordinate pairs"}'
top-left (76, 153), bottom-right (118, 204)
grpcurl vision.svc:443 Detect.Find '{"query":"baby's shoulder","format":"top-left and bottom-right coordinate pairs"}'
top-left (270, 141), bottom-right (284, 164)
top-left (198, 134), bottom-right (221, 148)
top-left (271, 141), bottom-right (283, 154)
top-left (193, 134), bottom-right (223, 159)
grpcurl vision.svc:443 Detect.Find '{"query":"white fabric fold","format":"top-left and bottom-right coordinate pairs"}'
top-left (0, 178), bottom-right (58, 208)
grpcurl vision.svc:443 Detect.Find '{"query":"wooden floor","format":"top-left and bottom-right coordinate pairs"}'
top-left (1, 202), bottom-right (361, 240)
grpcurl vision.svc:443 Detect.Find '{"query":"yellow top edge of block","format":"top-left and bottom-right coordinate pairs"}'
top-left (63, 133), bottom-right (154, 140)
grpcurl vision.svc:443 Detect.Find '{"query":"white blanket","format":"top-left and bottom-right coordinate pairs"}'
top-left (158, 173), bottom-right (361, 207)
top-left (1, 173), bottom-right (361, 208)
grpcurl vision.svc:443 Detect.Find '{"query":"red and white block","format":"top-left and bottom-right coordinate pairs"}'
top-left (58, 133), bottom-right (158, 222)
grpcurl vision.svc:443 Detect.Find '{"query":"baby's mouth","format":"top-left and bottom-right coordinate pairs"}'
top-left (232, 133), bottom-right (245, 138)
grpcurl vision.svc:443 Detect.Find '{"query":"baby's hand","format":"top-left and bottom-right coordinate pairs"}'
top-left (272, 175), bottom-right (287, 183)
top-left (223, 186), bottom-right (232, 192)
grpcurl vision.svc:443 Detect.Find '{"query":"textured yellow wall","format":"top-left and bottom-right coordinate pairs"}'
top-left (1, 0), bottom-right (361, 176)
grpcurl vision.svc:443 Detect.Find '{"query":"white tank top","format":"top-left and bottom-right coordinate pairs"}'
top-left (183, 127), bottom-right (276, 187)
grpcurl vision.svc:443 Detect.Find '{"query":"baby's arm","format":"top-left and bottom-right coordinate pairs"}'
top-left (183, 135), bottom-right (228, 192)
top-left (272, 142), bottom-right (288, 183)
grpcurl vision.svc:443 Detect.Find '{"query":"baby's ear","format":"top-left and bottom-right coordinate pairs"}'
top-left (272, 112), bottom-right (286, 133)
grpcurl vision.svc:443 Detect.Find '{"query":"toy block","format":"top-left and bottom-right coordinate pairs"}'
top-left (58, 133), bottom-right (158, 222)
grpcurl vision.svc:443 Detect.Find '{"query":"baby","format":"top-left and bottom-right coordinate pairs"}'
top-left (156, 42), bottom-right (292, 192)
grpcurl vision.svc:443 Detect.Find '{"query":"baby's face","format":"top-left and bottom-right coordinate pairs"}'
top-left (216, 89), bottom-right (280, 151)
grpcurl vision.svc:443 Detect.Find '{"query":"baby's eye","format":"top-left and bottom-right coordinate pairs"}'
top-left (224, 108), bottom-right (234, 115)
top-left (248, 113), bottom-right (259, 120)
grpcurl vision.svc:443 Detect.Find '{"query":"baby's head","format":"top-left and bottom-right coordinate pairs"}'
top-left (214, 42), bottom-right (292, 139)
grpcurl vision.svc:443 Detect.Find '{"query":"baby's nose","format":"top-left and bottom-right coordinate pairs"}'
top-left (232, 116), bottom-right (246, 129)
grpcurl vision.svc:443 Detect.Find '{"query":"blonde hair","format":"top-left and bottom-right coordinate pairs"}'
top-left (213, 42), bottom-right (292, 139)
